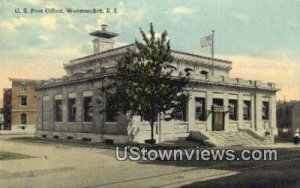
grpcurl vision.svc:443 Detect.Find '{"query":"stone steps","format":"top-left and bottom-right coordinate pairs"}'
top-left (205, 131), bottom-right (264, 146)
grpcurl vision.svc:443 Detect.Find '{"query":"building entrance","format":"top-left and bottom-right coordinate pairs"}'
top-left (212, 99), bottom-right (225, 131)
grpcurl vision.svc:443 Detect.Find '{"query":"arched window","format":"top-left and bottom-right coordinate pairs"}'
top-left (20, 113), bottom-right (27, 125)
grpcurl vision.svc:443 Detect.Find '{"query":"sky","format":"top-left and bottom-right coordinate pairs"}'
top-left (0, 0), bottom-right (299, 106)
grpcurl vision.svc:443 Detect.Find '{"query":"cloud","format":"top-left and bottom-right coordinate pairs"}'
top-left (38, 35), bottom-right (49, 41)
top-left (168, 6), bottom-right (194, 24)
top-left (230, 12), bottom-right (249, 22)
top-left (0, 16), bottom-right (57, 31)
top-left (115, 41), bottom-right (129, 47)
top-left (84, 24), bottom-right (98, 33)
top-left (23, 0), bottom-right (41, 5)
top-left (172, 6), bottom-right (191, 15)
top-left (0, 18), bottom-right (32, 32)
top-left (40, 16), bottom-right (56, 29)
top-left (218, 54), bottom-right (300, 101)
top-left (96, 1), bottom-right (147, 32)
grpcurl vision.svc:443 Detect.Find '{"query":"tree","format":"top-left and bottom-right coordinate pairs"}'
top-left (108, 23), bottom-right (191, 144)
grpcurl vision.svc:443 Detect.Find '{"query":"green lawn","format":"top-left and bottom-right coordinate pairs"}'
top-left (0, 151), bottom-right (32, 160)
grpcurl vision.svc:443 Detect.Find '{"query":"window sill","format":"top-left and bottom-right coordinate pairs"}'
top-left (174, 121), bottom-right (188, 125)
top-left (105, 122), bottom-right (117, 124)
top-left (195, 120), bottom-right (206, 123)
top-left (83, 121), bottom-right (93, 124)
top-left (67, 122), bottom-right (77, 124)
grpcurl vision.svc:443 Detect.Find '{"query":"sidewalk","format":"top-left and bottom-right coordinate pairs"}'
top-left (0, 138), bottom-right (232, 188)
top-left (1, 137), bottom-right (298, 187)
top-left (0, 130), bottom-right (35, 136)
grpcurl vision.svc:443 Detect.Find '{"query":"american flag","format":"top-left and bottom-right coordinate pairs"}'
top-left (200, 35), bottom-right (212, 48)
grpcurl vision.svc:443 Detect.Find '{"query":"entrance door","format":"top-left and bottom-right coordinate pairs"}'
top-left (212, 99), bottom-right (224, 131)
top-left (212, 111), bottom-right (224, 131)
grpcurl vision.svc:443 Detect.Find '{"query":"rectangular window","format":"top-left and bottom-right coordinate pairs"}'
top-left (195, 97), bottom-right (206, 121)
top-left (243, 100), bottom-right (251, 120)
top-left (68, 98), bottom-right (76, 122)
top-left (229, 99), bottom-right (238, 120)
top-left (84, 97), bottom-right (93, 122)
top-left (55, 99), bottom-right (62, 122)
top-left (20, 113), bottom-right (27, 124)
top-left (20, 83), bottom-right (27, 92)
top-left (106, 112), bottom-right (118, 122)
top-left (174, 105), bottom-right (187, 122)
top-left (20, 96), bottom-right (27, 106)
top-left (106, 96), bottom-right (118, 122)
top-left (262, 101), bottom-right (269, 120)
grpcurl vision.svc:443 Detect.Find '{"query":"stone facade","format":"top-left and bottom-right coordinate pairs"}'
top-left (36, 26), bottom-right (278, 144)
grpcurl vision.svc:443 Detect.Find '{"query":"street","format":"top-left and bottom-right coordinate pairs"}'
top-left (1, 136), bottom-right (300, 188)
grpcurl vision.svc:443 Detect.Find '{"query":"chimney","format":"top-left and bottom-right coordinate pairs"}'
top-left (89, 24), bottom-right (119, 54)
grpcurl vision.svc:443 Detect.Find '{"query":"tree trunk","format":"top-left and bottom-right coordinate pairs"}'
top-left (145, 119), bottom-right (156, 145)
top-left (150, 121), bottom-right (154, 144)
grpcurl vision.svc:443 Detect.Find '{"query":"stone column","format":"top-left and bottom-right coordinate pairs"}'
top-left (40, 95), bottom-right (50, 131)
top-left (224, 93), bottom-right (229, 131)
top-left (206, 90), bottom-right (213, 131)
top-left (251, 94), bottom-right (256, 131)
top-left (188, 92), bottom-right (195, 132)
top-left (93, 87), bottom-right (104, 134)
top-left (36, 93), bottom-right (43, 131)
top-left (237, 93), bottom-right (243, 130)
top-left (255, 93), bottom-right (262, 134)
top-left (270, 93), bottom-right (278, 136)
top-left (76, 90), bottom-right (83, 131)
top-left (48, 94), bottom-right (54, 131)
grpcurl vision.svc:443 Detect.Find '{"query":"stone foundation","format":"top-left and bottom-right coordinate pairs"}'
top-left (36, 131), bottom-right (130, 144)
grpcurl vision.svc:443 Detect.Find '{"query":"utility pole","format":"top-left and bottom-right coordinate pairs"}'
top-left (211, 30), bottom-right (215, 77)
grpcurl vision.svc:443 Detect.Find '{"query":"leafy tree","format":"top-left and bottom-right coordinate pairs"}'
top-left (108, 23), bottom-right (190, 144)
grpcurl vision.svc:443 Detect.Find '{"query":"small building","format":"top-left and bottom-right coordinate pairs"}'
top-left (292, 102), bottom-right (300, 132)
top-left (277, 100), bottom-right (300, 137)
top-left (36, 25), bottom-right (279, 145)
top-left (0, 108), bottom-right (4, 130)
top-left (2, 78), bottom-right (39, 131)
top-left (3, 88), bottom-right (12, 130)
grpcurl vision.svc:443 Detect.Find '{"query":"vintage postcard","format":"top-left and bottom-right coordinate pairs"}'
top-left (0, 0), bottom-right (300, 187)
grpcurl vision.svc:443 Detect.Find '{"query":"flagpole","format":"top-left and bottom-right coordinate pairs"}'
top-left (211, 30), bottom-right (215, 77)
